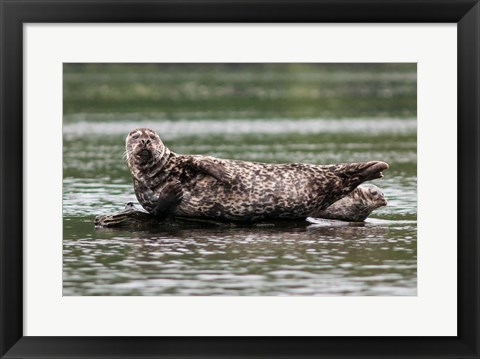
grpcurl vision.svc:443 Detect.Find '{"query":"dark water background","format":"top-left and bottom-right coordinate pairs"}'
top-left (63, 64), bottom-right (417, 296)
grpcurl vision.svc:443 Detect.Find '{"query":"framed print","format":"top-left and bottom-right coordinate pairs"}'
top-left (1, 1), bottom-right (479, 358)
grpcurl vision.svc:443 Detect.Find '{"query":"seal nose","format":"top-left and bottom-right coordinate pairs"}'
top-left (141, 139), bottom-right (151, 146)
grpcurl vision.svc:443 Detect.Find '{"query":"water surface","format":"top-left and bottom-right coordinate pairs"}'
top-left (63, 64), bottom-right (417, 296)
top-left (63, 119), bottom-right (416, 296)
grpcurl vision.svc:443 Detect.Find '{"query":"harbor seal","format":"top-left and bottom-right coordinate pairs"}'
top-left (125, 128), bottom-right (389, 223)
top-left (314, 184), bottom-right (387, 222)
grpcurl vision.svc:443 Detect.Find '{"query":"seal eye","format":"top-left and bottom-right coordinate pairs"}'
top-left (149, 135), bottom-right (156, 140)
top-left (132, 134), bottom-right (139, 140)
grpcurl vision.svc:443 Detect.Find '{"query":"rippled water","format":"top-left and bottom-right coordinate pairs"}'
top-left (63, 118), bottom-right (417, 296)
top-left (63, 64), bottom-right (417, 296)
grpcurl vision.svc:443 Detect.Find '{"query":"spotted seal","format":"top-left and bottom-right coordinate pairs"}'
top-left (125, 128), bottom-right (389, 223)
top-left (314, 184), bottom-right (387, 222)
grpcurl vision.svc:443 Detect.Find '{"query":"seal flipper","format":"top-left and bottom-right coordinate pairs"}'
top-left (344, 161), bottom-right (389, 183)
top-left (152, 181), bottom-right (184, 219)
top-left (333, 161), bottom-right (389, 192)
top-left (134, 179), bottom-right (183, 219)
top-left (188, 156), bottom-right (234, 183)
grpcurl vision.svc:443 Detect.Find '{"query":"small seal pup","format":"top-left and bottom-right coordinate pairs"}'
top-left (313, 184), bottom-right (387, 222)
top-left (125, 128), bottom-right (389, 223)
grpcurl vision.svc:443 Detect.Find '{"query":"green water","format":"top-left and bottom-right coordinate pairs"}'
top-left (63, 64), bottom-right (417, 296)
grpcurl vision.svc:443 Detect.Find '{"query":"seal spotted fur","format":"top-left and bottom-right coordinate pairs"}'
top-left (125, 128), bottom-right (389, 223)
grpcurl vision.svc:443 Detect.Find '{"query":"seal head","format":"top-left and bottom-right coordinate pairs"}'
top-left (314, 184), bottom-right (387, 222)
top-left (125, 128), bottom-right (170, 174)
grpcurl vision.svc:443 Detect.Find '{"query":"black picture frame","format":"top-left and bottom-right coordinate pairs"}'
top-left (1, 1), bottom-right (479, 358)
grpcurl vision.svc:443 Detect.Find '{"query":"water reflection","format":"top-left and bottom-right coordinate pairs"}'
top-left (63, 219), bottom-right (415, 296)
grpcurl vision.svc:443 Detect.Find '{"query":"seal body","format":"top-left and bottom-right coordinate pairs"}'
top-left (125, 128), bottom-right (388, 223)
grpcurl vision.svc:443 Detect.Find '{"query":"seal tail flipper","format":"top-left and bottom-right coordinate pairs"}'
top-left (336, 161), bottom-right (389, 187)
